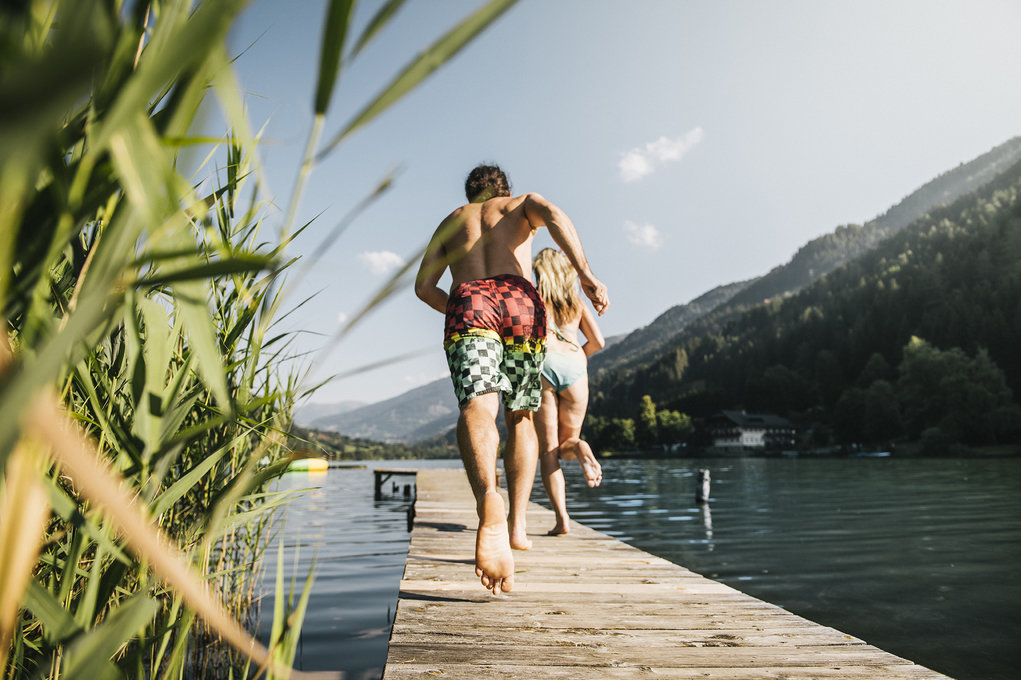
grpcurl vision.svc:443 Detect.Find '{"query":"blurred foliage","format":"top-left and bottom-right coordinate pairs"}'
top-left (1, 0), bottom-right (517, 677)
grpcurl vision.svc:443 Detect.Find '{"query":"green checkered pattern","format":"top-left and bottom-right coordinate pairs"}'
top-left (445, 333), bottom-right (545, 411)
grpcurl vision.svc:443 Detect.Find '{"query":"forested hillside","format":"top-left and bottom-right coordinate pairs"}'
top-left (592, 137), bottom-right (1021, 386)
top-left (590, 279), bottom-right (755, 375)
top-left (590, 154), bottom-right (1021, 452)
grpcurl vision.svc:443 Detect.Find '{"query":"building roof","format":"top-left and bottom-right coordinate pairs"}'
top-left (716, 410), bottom-right (794, 428)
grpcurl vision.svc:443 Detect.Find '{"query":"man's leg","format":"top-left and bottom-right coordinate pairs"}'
top-left (504, 407), bottom-right (539, 550)
top-left (457, 392), bottom-right (514, 594)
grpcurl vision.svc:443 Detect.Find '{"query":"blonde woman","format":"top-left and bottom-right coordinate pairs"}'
top-left (533, 248), bottom-right (605, 536)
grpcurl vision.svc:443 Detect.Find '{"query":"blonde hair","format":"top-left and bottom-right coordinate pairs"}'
top-left (533, 248), bottom-right (581, 326)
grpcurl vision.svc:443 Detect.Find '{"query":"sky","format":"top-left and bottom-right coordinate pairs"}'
top-left (223, 0), bottom-right (1021, 408)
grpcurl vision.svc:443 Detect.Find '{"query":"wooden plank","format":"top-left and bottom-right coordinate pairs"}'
top-left (386, 641), bottom-right (924, 666)
top-left (390, 606), bottom-right (833, 630)
top-left (383, 469), bottom-right (952, 680)
top-left (390, 627), bottom-right (867, 648)
top-left (384, 663), bottom-right (945, 680)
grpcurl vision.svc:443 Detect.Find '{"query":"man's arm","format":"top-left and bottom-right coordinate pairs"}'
top-left (523, 193), bottom-right (609, 315)
top-left (414, 212), bottom-right (456, 314)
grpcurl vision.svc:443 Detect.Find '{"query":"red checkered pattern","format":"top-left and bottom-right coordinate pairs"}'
top-left (444, 274), bottom-right (547, 346)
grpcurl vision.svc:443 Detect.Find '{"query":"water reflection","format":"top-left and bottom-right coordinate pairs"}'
top-left (699, 502), bottom-right (713, 544)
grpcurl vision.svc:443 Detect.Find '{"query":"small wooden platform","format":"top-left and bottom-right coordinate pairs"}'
top-left (374, 468), bottom-right (418, 500)
top-left (384, 469), bottom-right (952, 679)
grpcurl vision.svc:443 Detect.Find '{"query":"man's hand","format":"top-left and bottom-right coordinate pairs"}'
top-left (581, 274), bottom-right (609, 315)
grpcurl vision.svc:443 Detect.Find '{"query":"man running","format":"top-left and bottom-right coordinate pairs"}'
top-left (415, 164), bottom-right (608, 595)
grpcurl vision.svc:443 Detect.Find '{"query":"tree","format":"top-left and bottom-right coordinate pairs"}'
top-left (585, 416), bottom-right (636, 452)
top-left (636, 395), bottom-right (658, 447)
top-left (657, 408), bottom-right (693, 444)
top-left (897, 336), bottom-right (952, 438)
top-left (896, 337), bottom-right (1021, 444)
top-left (857, 352), bottom-right (894, 387)
top-left (607, 418), bottom-right (637, 450)
top-left (814, 350), bottom-right (845, 410)
top-left (863, 379), bottom-right (902, 443)
top-left (833, 387), bottom-right (867, 444)
top-left (747, 364), bottom-right (813, 414)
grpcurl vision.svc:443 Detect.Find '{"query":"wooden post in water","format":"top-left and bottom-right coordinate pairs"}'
top-left (696, 468), bottom-right (711, 503)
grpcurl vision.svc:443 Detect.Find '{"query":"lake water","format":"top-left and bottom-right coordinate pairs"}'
top-left (258, 457), bottom-right (1021, 680)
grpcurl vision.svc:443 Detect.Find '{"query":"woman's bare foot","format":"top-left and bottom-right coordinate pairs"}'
top-left (546, 520), bottom-right (569, 536)
top-left (475, 491), bottom-right (514, 594)
top-left (576, 441), bottom-right (602, 487)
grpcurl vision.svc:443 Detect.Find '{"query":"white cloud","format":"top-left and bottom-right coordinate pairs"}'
top-left (618, 151), bottom-right (655, 183)
top-left (624, 221), bottom-right (663, 249)
top-left (618, 127), bottom-right (704, 182)
top-left (337, 311), bottom-right (348, 325)
top-left (359, 250), bottom-right (405, 275)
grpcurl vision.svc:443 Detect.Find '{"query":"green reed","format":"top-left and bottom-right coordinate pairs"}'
top-left (1, 0), bottom-right (516, 677)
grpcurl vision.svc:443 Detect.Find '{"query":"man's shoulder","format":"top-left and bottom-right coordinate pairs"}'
top-left (442, 202), bottom-right (478, 222)
top-left (486, 194), bottom-right (531, 213)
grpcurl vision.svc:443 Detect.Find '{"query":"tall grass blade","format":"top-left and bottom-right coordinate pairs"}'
top-left (315, 0), bottom-right (357, 115)
top-left (0, 439), bottom-right (50, 670)
top-left (59, 592), bottom-right (159, 680)
top-left (22, 581), bottom-right (80, 645)
top-left (349, 0), bottom-right (408, 59)
top-left (318, 0), bottom-right (518, 158)
top-left (268, 545), bottom-right (317, 680)
top-left (174, 278), bottom-right (234, 411)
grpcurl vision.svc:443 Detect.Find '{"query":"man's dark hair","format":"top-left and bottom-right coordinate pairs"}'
top-left (464, 164), bottom-right (511, 202)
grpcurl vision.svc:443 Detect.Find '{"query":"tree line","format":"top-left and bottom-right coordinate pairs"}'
top-left (290, 425), bottom-right (459, 460)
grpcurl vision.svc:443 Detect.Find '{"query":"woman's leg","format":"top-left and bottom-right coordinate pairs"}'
top-left (536, 379), bottom-right (570, 534)
top-left (556, 375), bottom-right (602, 487)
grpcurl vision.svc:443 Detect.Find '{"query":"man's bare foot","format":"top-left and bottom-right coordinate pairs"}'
top-left (509, 525), bottom-right (532, 551)
top-left (475, 491), bottom-right (514, 594)
top-left (576, 441), bottom-right (602, 487)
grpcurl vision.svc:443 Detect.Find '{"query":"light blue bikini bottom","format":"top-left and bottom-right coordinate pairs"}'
top-left (541, 350), bottom-right (587, 393)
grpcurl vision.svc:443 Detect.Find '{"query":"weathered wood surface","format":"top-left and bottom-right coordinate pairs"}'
top-left (384, 469), bottom-right (952, 680)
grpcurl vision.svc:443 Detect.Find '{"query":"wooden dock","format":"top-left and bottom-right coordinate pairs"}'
top-left (384, 469), bottom-right (952, 679)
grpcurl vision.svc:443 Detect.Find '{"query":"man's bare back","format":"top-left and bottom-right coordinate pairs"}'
top-left (441, 196), bottom-right (537, 288)
top-left (416, 192), bottom-right (608, 315)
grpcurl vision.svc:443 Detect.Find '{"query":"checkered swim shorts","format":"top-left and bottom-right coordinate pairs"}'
top-left (444, 274), bottom-right (547, 411)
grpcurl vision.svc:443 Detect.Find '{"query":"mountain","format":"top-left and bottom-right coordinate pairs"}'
top-left (588, 150), bottom-right (1021, 448)
top-left (293, 400), bottom-right (365, 427)
top-left (590, 136), bottom-right (1021, 385)
top-left (311, 377), bottom-right (457, 443)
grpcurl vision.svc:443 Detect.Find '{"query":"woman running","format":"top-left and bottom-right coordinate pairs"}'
top-left (533, 248), bottom-right (605, 536)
